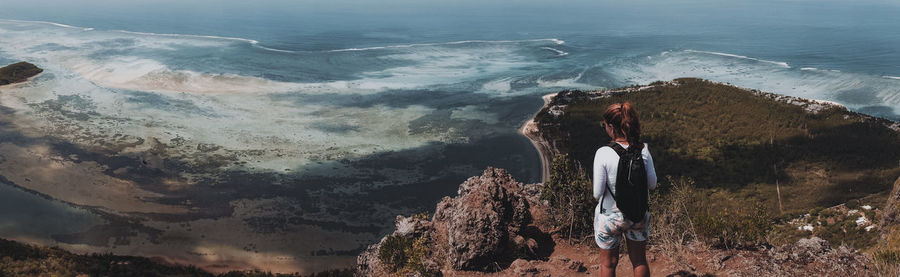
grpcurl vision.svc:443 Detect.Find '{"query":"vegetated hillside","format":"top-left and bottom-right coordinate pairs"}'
top-left (533, 78), bottom-right (900, 249)
top-left (0, 62), bottom-right (42, 85)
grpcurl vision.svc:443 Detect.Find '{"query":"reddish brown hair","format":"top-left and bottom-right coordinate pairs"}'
top-left (603, 102), bottom-right (643, 150)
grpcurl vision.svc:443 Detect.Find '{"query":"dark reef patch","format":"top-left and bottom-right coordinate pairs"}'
top-left (123, 90), bottom-right (220, 117)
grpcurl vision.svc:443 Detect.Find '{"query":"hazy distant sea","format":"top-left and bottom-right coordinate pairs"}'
top-left (0, 0), bottom-right (898, 273)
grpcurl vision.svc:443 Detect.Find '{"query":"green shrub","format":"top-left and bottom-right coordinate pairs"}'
top-left (846, 199), bottom-right (859, 210)
top-left (376, 235), bottom-right (435, 276)
top-left (809, 207), bottom-right (823, 216)
top-left (378, 235), bottom-right (411, 272)
top-left (540, 154), bottom-right (597, 243)
top-left (864, 209), bottom-right (876, 222)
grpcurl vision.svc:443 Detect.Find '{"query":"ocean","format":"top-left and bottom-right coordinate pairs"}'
top-left (0, 0), bottom-right (898, 273)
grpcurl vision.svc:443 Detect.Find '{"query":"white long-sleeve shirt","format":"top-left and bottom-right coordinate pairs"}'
top-left (593, 142), bottom-right (657, 214)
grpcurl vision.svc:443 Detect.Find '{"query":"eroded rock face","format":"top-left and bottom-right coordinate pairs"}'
top-left (433, 167), bottom-right (532, 270)
top-left (880, 177), bottom-right (900, 230)
top-left (357, 167), bottom-right (545, 276)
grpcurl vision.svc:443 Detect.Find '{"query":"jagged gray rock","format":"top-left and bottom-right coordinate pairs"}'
top-left (789, 237), bottom-right (829, 263)
top-left (357, 167), bottom-right (546, 276)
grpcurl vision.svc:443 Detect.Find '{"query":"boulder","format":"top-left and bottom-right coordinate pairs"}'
top-left (357, 167), bottom-right (546, 276)
top-left (433, 167), bottom-right (532, 270)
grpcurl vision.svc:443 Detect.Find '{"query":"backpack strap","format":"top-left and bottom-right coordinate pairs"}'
top-left (599, 143), bottom-right (622, 212)
top-left (608, 141), bottom-right (627, 156)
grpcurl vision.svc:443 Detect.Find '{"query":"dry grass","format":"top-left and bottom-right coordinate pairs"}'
top-left (649, 176), bottom-right (698, 256)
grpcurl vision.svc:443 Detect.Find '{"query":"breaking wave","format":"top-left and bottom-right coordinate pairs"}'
top-left (684, 49), bottom-right (791, 68)
top-left (326, 38), bottom-right (564, 52)
top-left (540, 47), bottom-right (568, 56)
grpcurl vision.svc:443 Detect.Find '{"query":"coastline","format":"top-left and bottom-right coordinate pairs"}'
top-left (518, 93), bottom-right (556, 183)
top-left (515, 80), bottom-right (899, 185)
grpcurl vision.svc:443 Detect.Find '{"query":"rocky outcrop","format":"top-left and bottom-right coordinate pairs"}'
top-left (433, 167), bottom-right (533, 270)
top-left (880, 176), bottom-right (900, 232)
top-left (357, 167), bottom-right (551, 276)
top-left (759, 236), bottom-right (871, 275)
top-left (0, 62), bottom-right (42, 86)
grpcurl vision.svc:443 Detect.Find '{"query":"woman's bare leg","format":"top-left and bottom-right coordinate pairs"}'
top-left (626, 239), bottom-right (649, 277)
top-left (599, 247), bottom-right (619, 277)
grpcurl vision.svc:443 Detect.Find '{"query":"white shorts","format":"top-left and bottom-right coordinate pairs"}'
top-left (594, 210), bottom-right (651, 250)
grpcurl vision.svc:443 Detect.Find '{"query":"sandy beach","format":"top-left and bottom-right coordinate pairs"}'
top-left (518, 93), bottom-right (556, 183)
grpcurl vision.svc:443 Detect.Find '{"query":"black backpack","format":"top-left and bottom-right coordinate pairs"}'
top-left (601, 142), bottom-right (649, 223)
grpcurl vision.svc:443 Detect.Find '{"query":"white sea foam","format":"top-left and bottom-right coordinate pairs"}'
top-left (0, 58), bottom-right (447, 172)
top-left (114, 30), bottom-right (260, 45)
top-left (537, 73), bottom-right (595, 90)
top-left (481, 77), bottom-right (512, 93)
top-left (801, 67), bottom-right (843, 73)
top-left (1, 19), bottom-right (556, 97)
top-left (0, 19), bottom-right (94, 31)
top-left (540, 47), bottom-right (569, 56)
top-left (608, 50), bottom-right (900, 112)
top-left (685, 49), bottom-right (791, 68)
top-left (0, 18), bottom-right (309, 53)
top-left (2, 19), bottom-right (261, 44)
top-left (0, 21), bottom-right (305, 94)
top-left (355, 43), bottom-right (541, 93)
top-left (252, 44), bottom-right (299, 53)
top-left (0, 19), bottom-right (557, 173)
top-left (62, 57), bottom-right (303, 94)
top-left (883, 75), bottom-right (900, 80)
top-left (327, 38), bottom-right (564, 52)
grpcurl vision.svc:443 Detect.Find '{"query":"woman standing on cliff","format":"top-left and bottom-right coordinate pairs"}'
top-left (593, 102), bottom-right (657, 277)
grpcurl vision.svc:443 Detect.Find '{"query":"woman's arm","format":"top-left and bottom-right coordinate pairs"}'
top-left (643, 144), bottom-right (658, 191)
top-left (593, 148), bottom-right (607, 200)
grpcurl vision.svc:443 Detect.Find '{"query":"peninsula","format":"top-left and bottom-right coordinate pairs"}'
top-left (361, 78), bottom-right (900, 276)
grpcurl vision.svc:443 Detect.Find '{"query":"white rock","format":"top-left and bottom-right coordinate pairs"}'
top-left (861, 205), bottom-right (872, 210)
top-left (798, 224), bottom-right (814, 232)
top-left (865, 226), bottom-right (876, 232)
